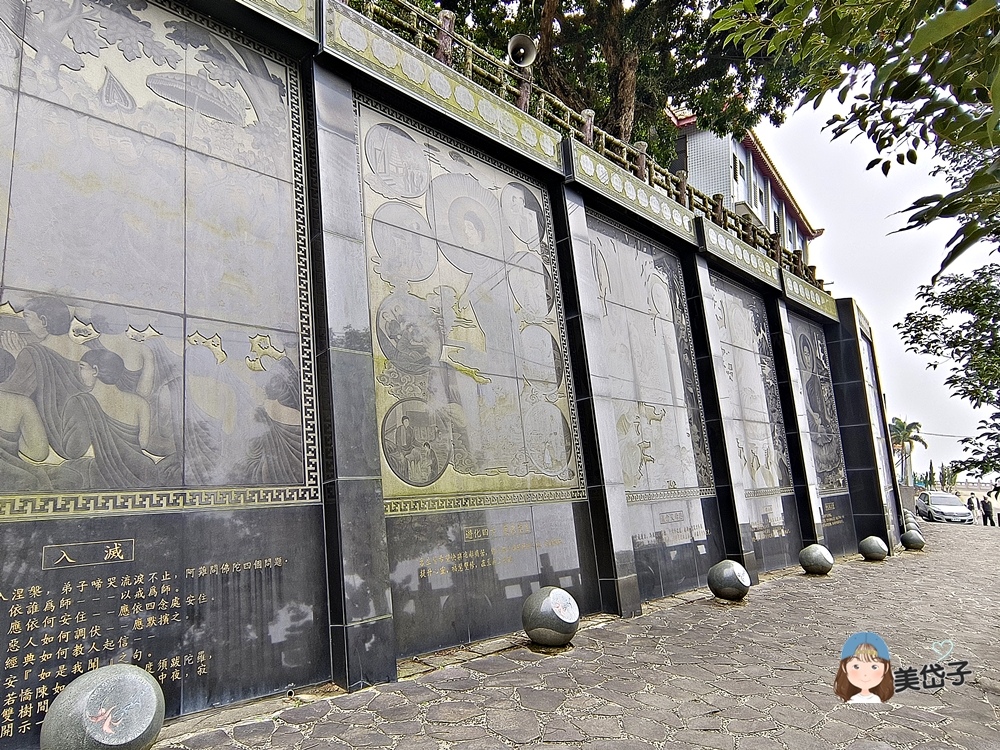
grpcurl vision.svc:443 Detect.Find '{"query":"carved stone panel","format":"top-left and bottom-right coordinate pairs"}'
top-left (709, 274), bottom-right (801, 571)
top-left (585, 213), bottom-right (720, 598)
top-left (0, 0), bottom-right (317, 511)
top-left (358, 103), bottom-right (585, 516)
top-left (787, 313), bottom-right (848, 494)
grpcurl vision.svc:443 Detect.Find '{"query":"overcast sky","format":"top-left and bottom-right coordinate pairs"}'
top-left (753, 100), bottom-right (992, 480)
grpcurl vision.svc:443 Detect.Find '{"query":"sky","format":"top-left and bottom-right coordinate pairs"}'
top-left (753, 100), bottom-right (993, 481)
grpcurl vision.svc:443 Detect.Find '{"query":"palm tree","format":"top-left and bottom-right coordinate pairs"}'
top-left (890, 418), bottom-right (927, 486)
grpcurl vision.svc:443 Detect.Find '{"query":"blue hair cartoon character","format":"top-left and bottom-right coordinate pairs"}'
top-left (834, 632), bottom-right (894, 703)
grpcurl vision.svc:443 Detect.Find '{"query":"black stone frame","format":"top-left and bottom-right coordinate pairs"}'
top-left (824, 299), bottom-right (904, 550)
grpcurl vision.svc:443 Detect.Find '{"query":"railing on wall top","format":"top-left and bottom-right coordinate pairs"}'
top-left (342, 0), bottom-right (823, 290)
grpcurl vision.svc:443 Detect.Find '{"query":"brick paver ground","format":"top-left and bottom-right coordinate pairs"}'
top-left (155, 521), bottom-right (1000, 749)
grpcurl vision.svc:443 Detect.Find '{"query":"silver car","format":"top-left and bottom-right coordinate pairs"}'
top-left (915, 491), bottom-right (975, 524)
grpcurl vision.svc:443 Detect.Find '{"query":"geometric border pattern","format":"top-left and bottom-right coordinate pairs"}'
top-left (0, 486), bottom-right (320, 522)
top-left (626, 487), bottom-right (717, 504)
top-left (384, 488), bottom-right (588, 517)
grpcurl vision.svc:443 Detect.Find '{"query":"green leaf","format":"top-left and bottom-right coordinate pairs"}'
top-left (988, 60), bottom-right (1000, 145)
top-left (867, 157), bottom-right (882, 170)
top-left (882, 160), bottom-right (892, 175)
top-left (904, 0), bottom-right (997, 59)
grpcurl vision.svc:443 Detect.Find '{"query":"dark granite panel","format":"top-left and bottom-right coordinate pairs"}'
top-left (183, 318), bottom-right (304, 488)
top-left (7, 96), bottom-right (186, 309)
top-left (465, 507), bottom-right (539, 643)
top-left (567, 501), bottom-right (602, 614)
top-left (820, 492), bottom-right (858, 557)
top-left (314, 66), bottom-right (356, 139)
top-left (18, 2), bottom-right (186, 143)
top-left (0, 508), bottom-right (330, 749)
top-left (317, 127), bottom-right (364, 240)
top-left (323, 484), bottom-right (346, 628)
top-left (825, 340), bottom-right (863, 385)
top-left (832, 381), bottom-right (871, 428)
top-left (343, 617), bottom-right (397, 689)
top-left (329, 349), bottom-right (380, 479)
top-left (335, 478), bottom-right (391, 624)
top-left (853, 513), bottom-right (892, 548)
top-left (386, 499), bottom-right (600, 656)
top-left (840, 423), bottom-right (877, 468)
top-left (699, 496), bottom-right (727, 573)
top-left (0, 291), bottom-right (188, 493)
top-left (387, 512), bottom-right (469, 657)
top-left (322, 234), bottom-right (372, 352)
top-left (631, 509), bottom-right (664, 601)
top-left (531, 501), bottom-right (599, 612)
top-left (582, 483), bottom-right (615, 579)
top-left (574, 396), bottom-right (605, 487)
top-left (845, 467), bottom-right (887, 518)
top-left (185, 153), bottom-right (298, 330)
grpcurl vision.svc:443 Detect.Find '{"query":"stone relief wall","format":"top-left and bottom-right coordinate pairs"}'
top-left (358, 104), bottom-right (585, 515)
top-left (861, 334), bottom-right (900, 539)
top-left (709, 274), bottom-right (801, 569)
top-left (585, 212), bottom-right (721, 597)
top-left (0, 0), bottom-right (317, 510)
top-left (787, 313), bottom-right (847, 494)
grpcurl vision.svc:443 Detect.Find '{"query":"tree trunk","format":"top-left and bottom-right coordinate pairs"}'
top-left (595, 0), bottom-right (638, 143)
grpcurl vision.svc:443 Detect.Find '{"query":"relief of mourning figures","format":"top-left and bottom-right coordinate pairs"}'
top-left (0, 295), bottom-right (305, 493)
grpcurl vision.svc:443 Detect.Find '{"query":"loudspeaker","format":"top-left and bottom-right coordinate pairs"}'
top-left (507, 34), bottom-right (537, 67)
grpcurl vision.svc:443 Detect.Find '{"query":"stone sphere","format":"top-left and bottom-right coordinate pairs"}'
top-left (522, 586), bottom-right (580, 646)
top-left (904, 522), bottom-right (921, 533)
top-left (707, 559), bottom-right (752, 601)
top-left (41, 665), bottom-right (164, 750)
top-left (858, 536), bottom-right (889, 561)
top-left (798, 544), bottom-right (835, 575)
top-left (901, 530), bottom-right (926, 550)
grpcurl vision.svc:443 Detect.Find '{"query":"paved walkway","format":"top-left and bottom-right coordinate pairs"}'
top-left (155, 522), bottom-right (1000, 749)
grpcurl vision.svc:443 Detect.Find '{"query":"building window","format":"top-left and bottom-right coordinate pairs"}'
top-left (757, 187), bottom-right (764, 209)
top-left (733, 154), bottom-right (739, 182)
top-left (773, 211), bottom-right (781, 235)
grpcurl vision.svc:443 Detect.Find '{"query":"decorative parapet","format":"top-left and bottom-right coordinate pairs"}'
top-left (857, 305), bottom-right (873, 338)
top-left (782, 271), bottom-right (838, 321)
top-left (696, 217), bottom-right (781, 289)
top-left (325, 1), bottom-right (563, 170)
top-left (237, 0), bottom-right (318, 38)
top-left (566, 140), bottom-right (697, 245)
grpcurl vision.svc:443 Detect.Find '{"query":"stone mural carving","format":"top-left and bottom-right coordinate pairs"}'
top-left (359, 106), bottom-right (584, 513)
top-left (0, 0), bottom-right (315, 510)
top-left (586, 213), bottom-right (713, 498)
top-left (788, 313), bottom-right (848, 493)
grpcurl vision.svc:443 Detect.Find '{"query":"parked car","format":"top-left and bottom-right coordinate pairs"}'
top-left (915, 491), bottom-right (975, 524)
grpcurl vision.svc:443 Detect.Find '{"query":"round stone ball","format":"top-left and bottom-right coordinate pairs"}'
top-left (41, 664), bottom-right (164, 750)
top-left (707, 559), bottom-right (752, 601)
top-left (904, 521), bottom-right (921, 533)
top-left (798, 544), bottom-right (835, 575)
top-left (522, 586), bottom-right (580, 646)
top-left (901, 530), bottom-right (926, 550)
top-left (858, 536), bottom-right (889, 561)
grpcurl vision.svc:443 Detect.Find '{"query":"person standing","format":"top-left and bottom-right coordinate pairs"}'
top-left (982, 493), bottom-right (995, 526)
top-left (968, 494), bottom-right (976, 513)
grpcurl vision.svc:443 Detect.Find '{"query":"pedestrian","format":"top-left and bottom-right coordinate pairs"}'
top-left (968, 494), bottom-right (976, 513)
top-left (982, 494), bottom-right (996, 526)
